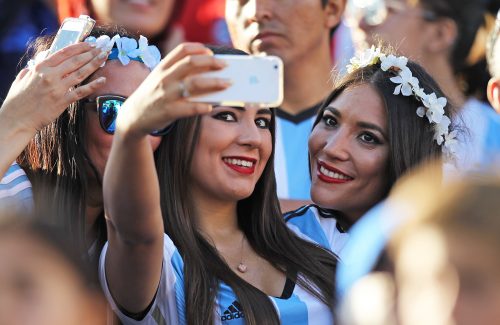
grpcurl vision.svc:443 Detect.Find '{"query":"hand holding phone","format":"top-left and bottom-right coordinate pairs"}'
top-left (188, 55), bottom-right (284, 107)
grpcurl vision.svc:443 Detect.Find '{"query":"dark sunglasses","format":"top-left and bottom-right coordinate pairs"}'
top-left (83, 95), bottom-right (170, 136)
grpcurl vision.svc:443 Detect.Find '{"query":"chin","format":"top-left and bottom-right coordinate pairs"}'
top-left (310, 190), bottom-right (340, 210)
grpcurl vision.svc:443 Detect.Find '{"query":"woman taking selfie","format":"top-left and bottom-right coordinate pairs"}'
top-left (101, 46), bottom-right (337, 324)
top-left (14, 26), bottom-right (229, 267)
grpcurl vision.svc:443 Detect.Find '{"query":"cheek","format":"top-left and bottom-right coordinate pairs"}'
top-left (308, 127), bottom-right (325, 156)
top-left (85, 113), bottom-right (114, 172)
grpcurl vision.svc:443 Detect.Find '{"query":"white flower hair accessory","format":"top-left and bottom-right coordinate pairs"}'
top-left (84, 34), bottom-right (161, 70)
top-left (346, 47), bottom-right (457, 158)
top-left (27, 34), bottom-right (161, 71)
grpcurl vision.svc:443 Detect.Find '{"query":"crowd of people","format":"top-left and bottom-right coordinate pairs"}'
top-left (1, 0), bottom-right (500, 324)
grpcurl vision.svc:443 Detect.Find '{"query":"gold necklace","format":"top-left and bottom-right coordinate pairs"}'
top-left (237, 235), bottom-right (247, 273)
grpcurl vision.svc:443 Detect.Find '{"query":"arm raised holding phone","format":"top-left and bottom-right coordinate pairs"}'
top-left (102, 43), bottom-right (231, 313)
top-left (0, 41), bottom-right (108, 177)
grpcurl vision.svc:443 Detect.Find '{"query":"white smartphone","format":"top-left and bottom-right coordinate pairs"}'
top-left (49, 15), bottom-right (96, 54)
top-left (189, 55), bottom-right (284, 108)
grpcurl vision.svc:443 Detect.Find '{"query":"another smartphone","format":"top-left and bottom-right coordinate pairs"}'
top-left (49, 15), bottom-right (96, 54)
top-left (189, 55), bottom-right (284, 108)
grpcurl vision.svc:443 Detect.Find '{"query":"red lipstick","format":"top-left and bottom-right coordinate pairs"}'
top-left (316, 161), bottom-right (353, 184)
top-left (223, 156), bottom-right (257, 175)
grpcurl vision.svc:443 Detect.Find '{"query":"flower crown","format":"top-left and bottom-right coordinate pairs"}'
top-left (346, 46), bottom-right (457, 157)
top-left (27, 34), bottom-right (161, 71)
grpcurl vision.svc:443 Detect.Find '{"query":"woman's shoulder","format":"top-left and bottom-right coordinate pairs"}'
top-left (285, 204), bottom-right (346, 227)
top-left (0, 162), bottom-right (33, 209)
top-left (284, 204), bottom-right (349, 255)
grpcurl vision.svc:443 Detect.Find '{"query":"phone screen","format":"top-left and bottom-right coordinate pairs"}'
top-left (49, 18), bottom-right (90, 54)
top-left (51, 30), bottom-right (82, 53)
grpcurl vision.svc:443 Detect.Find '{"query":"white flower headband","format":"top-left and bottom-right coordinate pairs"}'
top-left (27, 34), bottom-right (161, 71)
top-left (346, 46), bottom-right (458, 157)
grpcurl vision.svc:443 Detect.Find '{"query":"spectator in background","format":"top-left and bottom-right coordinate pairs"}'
top-left (55, 0), bottom-right (185, 53)
top-left (0, 213), bottom-right (106, 325)
top-left (0, 0), bottom-right (58, 102)
top-left (225, 0), bottom-right (347, 212)
top-left (487, 9), bottom-right (500, 113)
top-left (347, 0), bottom-right (500, 172)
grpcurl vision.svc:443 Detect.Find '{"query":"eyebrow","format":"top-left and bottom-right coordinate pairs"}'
top-left (325, 106), bottom-right (388, 139)
top-left (214, 105), bottom-right (273, 116)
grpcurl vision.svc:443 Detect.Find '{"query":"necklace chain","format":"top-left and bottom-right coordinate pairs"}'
top-left (237, 235), bottom-right (247, 273)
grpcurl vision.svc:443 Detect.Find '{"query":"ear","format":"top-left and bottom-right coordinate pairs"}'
top-left (487, 78), bottom-right (500, 113)
top-left (323, 0), bottom-right (346, 29)
top-left (425, 17), bottom-right (457, 54)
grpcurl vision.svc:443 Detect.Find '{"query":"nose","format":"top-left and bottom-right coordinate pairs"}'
top-left (246, 0), bottom-right (274, 24)
top-left (320, 129), bottom-right (351, 162)
top-left (237, 119), bottom-right (264, 149)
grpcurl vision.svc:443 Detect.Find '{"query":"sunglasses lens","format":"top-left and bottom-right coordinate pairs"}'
top-left (99, 99), bottom-right (123, 134)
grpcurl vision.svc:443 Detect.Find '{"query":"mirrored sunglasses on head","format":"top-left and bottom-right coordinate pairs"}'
top-left (83, 95), bottom-right (171, 136)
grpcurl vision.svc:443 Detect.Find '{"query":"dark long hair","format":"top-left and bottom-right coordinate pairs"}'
top-left (314, 59), bottom-right (455, 192)
top-left (154, 47), bottom-right (337, 325)
top-left (17, 26), bottom-right (141, 267)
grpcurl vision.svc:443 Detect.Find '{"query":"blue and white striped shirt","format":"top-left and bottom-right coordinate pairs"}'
top-left (100, 205), bottom-right (348, 325)
top-left (274, 106), bottom-right (320, 200)
top-left (0, 162), bottom-right (33, 211)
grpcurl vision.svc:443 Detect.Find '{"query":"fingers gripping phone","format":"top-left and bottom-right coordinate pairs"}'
top-left (49, 15), bottom-right (96, 54)
top-left (189, 55), bottom-right (284, 108)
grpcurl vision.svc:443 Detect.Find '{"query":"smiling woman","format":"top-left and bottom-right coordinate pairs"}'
top-left (284, 49), bottom-right (456, 256)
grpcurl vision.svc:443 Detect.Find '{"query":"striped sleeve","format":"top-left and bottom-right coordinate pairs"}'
top-left (99, 234), bottom-right (182, 325)
top-left (285, 205), bottom-right (349, 258)
top-left (0, 162), bottom-right (33, 211)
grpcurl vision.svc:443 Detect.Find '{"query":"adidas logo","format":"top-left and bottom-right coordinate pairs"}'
top-left (221, 300), bottom-right (245, 322)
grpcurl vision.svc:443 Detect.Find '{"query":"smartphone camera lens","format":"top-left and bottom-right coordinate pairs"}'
top-left (274, 65), bottom-right (278, 69)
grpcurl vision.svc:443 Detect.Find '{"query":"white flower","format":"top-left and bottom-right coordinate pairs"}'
top-left (433, 115), bottom-right (452, 145)
top-left (128, 35), bottom-right (161, 70)
top-left (27, 50), bottom-right (49, 69)
top-left (390, 67), bottom-right (418, 96)
top-left (443, 130), bottom-right (458, 157)
top-left (414, 87), bottom-right (427, 101)
top-left (346, 45), bottom-right (381, 73)
top-left (115, 37), bottom-right (138, 65)
top-left (422, 92), bottom-right (447, 123)
top-left (380, 54), bottom-right (408, 72)
top-left (416, 106), bottom-right (426, 118)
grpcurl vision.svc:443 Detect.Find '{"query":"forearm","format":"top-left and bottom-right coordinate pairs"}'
top-left (0, 107), bottom-right (36, 177)
top-left (103, 130), bottom-right (164, 244)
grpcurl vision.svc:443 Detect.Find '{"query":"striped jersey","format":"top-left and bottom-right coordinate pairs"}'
top-left (99, 205), bottom-right (349, 325)
top-left (0, 162), bottom-right (33, 211)
top-left (274, 106), bottom-right (321, 200)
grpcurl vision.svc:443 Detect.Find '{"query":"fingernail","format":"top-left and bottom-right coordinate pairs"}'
top-left (97, 77), bottom-right (106, 83)
top-left (89, 42), bottom-right (97, 48)
top-left (220, 79), bottom-right (233, 87)
top-left (98, 51), bottom-right (108, 59)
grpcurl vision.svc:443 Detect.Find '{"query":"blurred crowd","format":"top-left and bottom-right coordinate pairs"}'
top-left (1, 0), bottom-right (500, 325)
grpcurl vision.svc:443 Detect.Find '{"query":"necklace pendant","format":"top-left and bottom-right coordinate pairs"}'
top-left (237, 263), bottom-right (248, 273)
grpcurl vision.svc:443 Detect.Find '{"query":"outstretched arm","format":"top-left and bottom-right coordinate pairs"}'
top-left (103, 43), bottom-right (230, 313)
